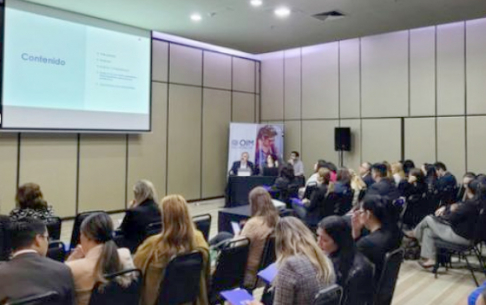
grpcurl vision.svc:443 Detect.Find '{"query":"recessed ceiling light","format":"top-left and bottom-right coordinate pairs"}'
top-left (250, 0), bottom-right (263, 7)
top-left (190, 13), bottom-right (202, 22)
top-left (274, 7), bottom-right (291, 18)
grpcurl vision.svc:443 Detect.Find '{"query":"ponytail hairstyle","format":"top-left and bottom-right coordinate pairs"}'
top-left (80, 212), bottom-right (122, 284)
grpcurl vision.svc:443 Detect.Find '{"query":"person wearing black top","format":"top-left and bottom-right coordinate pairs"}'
top-left (360, 162), bottom-right (375, 188)
top-left (351, 195), bottom-right (402, 284)
top-left (434, 162), bottom-right (458, 205)
top-left (409, 178), bottom-right (485, 269)
top-left (457, 172), bottom-right (476, 202)
top-left (119, 180), bottom-right (161, 252)
top-left (229, 152), bottom-right (256, 176)
top-left (367, 163), bottom-right (400, 202)
top-left (271, 163), bottom-right (298, 204)
top-left (262, 154), bottom-right (280, 177)
top-left (402, 168), bottom-right (430, 227)
top-left (318, 216), bottom-right (374, 305)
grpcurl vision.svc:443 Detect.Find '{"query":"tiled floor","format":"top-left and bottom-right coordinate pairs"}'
top-left (59, 198), bottom-right (479, 305)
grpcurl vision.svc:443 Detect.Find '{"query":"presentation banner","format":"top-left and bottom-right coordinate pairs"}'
top-left (227, 123), bottom-right (284, 173)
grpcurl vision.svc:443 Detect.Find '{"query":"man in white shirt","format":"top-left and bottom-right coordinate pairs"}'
top-left (0, 218), bottom-right (75, 304)
top-left (289, 151), bottom-right (305, 177)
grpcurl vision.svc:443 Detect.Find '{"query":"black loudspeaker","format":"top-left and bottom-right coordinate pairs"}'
top-left (335, 127), bottom-right (351, 151)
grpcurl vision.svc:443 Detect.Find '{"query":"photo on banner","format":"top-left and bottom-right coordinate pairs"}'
top-left (227, 123), bottom-right (284, 173)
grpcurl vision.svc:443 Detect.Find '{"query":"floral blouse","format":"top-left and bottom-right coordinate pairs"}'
top-left (9, 206), bottom-right (55, 221)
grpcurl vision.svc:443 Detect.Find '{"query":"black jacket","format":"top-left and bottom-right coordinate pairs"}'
top-left (357, 228), bottom-right (401, 284)
top-left (362, 174), bottom-right (375, 188)
top-left (230, 161), bottom-right (255, 176)
top-left (331, 251), bottom-right (374, 305)
top-left (119, 199), bottom-right (161, 252)
top-left (305, 184), bottom-right (332, 225)
top-left (443, 199), bottom-right (480, 240)
top-left (367, 178), bottom-right (400, 202)
top-left (0, 253), bottom-right (75, 304)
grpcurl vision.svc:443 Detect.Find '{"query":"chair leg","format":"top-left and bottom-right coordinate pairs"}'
top-left (463, 254), bottom-right (480, 287)
top-left (473, 246), bottom-right (486, 277)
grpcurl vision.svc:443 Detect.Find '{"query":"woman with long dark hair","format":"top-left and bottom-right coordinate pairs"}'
top-left (317, 216), bottom-right (374, 305)
top-left (66, 212), bottom-right (135, 305)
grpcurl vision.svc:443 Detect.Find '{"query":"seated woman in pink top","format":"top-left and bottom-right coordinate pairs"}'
top-left (66, 212), bottom-right (136, 305)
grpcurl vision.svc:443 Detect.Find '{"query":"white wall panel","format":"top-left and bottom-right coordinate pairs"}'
top-left (437, 22), bottom-right (465, 115)
top-left (261, 52), bottom-right (284, 120)
top-left (340, 119), bottom-right (361, 171)
top-left (203, 51), bottom-right (231, 90)
top-left (466, 19), bottom-right (486, 115)
top-left (362, 31), bottom-right (408, 117)
top-left (302, 120), bottom-right (339, 178)
top-left (169, 44), bottom-right (202, 86)
top-left (152, 40), bottom-right (169, 82)
top-left (284, 49), bottom-right (301, 120)
top-left (339, 39), bottom-right (360, 118)
top-left (410, 27), bottom-right (436, 116)
top-left (302, 43), bottom-right (339, 119)
top-left (405, 118), bottom-right (436, 166)
top-left (467, 116), bottom-right (486, 174)
top-left (362, 119), bottom-right (401, 163)
top-left (233, 57), bottom-right (255, 93)
top-left (437, 117), bottom-right (466, 177)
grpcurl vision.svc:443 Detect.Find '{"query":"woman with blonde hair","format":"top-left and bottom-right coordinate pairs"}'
top-left (391, 162), bottom-right (406, 186)
top-left (66, 212), bottom-right (135, 305)
top-left (209, 187), bottom-right (279, 287)
top-left (349, 169), bottom-right (367, 208)
top-left (251, 217), bottom-right (335, 305)
top-left (134, 195), bottom-right (208, 305)
top-left (119, 180), bottom-right (161, 252)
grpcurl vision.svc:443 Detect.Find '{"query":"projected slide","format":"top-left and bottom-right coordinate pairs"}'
top-left (2, 0), bottom-right (151, 131)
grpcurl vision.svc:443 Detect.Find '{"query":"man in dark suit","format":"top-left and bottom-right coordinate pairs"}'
top-left (359, 162), bottom-right (375, 188)
top-left (434, 162), bottom-right (458, 205)
top-left (367, 163), bottom-right (400, 202)
top-left (229, 152), bottom-right (255, 176)
top-left (0, 218), bottom-right (75, 305)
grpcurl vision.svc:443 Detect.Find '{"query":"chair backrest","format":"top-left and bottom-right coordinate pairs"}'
top-left (47, 241), bottom-right (66, 263)
top-left (157, 250), bottom-right (205, 305)
top-left (259, 234), bottom-right (276, 271)
top-left (0, 218), bottom-right (12, 261)
top-left (210, 238), bottom-right (251, 296)
top-left (313, 284), bottom-right (343, 305)
top-left (335, 190), bottom-right (355, 216)
top-left (375, 248), bottom-right (404, 305)
top-left (45, 217), bottom-right (62, 241)
top-left (144, 221), bottom-right (163, 239)
top-left (193, 214), bottom-right (211, 241)
top-left (7, 291), bottom-right (59, 305)
top-left (89, 269), bottom-right (142, 305)
top-left (69, 211), bottom-right (103, 250)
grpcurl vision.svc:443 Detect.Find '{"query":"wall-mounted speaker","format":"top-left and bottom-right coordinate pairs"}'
top-left (334, 127), bottom-right (351, 151)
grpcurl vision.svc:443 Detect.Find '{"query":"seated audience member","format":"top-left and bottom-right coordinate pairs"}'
top-left (367, 163), bottom-right (400, 202)
top-left (457, 172), bottom-right (477, 202)
top-left (422, 163), bottom-right (439, 195)
top-left (351, 195), bottom-right (402, 284)
top-left (406, 179), bottom-right (485, 269)
top-left (271, 163), bottom-right (298, 204)
top-left (325, 162), bottom-right (338, 182)
top-left (293, 168), bottom-right (334, 227)
top-left (119, 180), bottom-right (161, 252)
top-left (66, 212), bottom-right (135, 305)
top-left (288, 151), bottom-right (304, 177)
top-left (402, 169), bottom-right (429, 227)
top-left (229, 152), bottom-right (255, 176)
top-left (250, 217), bottom-right (335, 305)
top-left (462, 283), bottom-right (486, 305)
top-left (209, 187), bottom-right (279, 287)
top-left (434, 162), bottom-right (458, 205)
top-left (402, 160), bottom-right (416, 178)
top-left (306, 159), bottom-right (327, 186)
top-left (318, 216), bottom-right (374, 305)
top-left (335, 168), bottom-right (352, 195)
top-left (134, 195), bottom-right (209, 305)
top-left (262, 154), bottom-right (280, 177)
top-left (359, 162), bottom-right (374, 188)
top-left (0, 215), bottom-right (12, 261)
top-left (349, 169), bottom-right (367, 208)
top-left (383, 161), bottom-right (393, 179)
top-left (10, 183), bottom-right (55, 221)
top-left (391, 162), bottom-right (406, 186)
top-left (0, 218), bottom-right (75, 305)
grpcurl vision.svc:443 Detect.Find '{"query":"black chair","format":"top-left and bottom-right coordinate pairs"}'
top-left (144, 221), bottom-right (163, 239)
top-left (335, 190), bottom-right (354, 216)
top-left (69, 211), bottom-right (103, 250)
top-left (313, 284), bottom-right (343, 305)
top-left (89, 269), bottom-right (142, 305)
top-left (6, 291), bottom-right (59, 305)
top-left (0, 218), bottom-right (12, 261)
top-left (193, 214), bottom-right (212, 241)
top-left (374, 248), bottom-right (404, 305)
top-left (210, 238), bottom-right (251, 304)
top-left (252, 234), bottom-right (276, 289)
top-left (45, 217), bottom-right (62, 241)
top-left (47, 241), bottom-right (66, 262)
top-left (157, 250), bottom-right (206, 305)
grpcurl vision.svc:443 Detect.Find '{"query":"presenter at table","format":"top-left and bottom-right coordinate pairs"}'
top-left (230, 152), bottom-right (255, 176)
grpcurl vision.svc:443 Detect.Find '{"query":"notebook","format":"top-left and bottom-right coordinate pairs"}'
top-left (231, 221), bottom-right (242, 235)
top-left (257, 262), bottom-right (277, 284)
top-left (220, 288), bottom-right (254, 305)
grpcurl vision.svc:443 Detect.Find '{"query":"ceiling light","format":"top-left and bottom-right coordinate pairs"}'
top-left (250, 0), bottom-right (263, 7)
top-left (274, 7), bottom-right (291, 18)
top-left (190, 14), bottom-right (202, 22)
